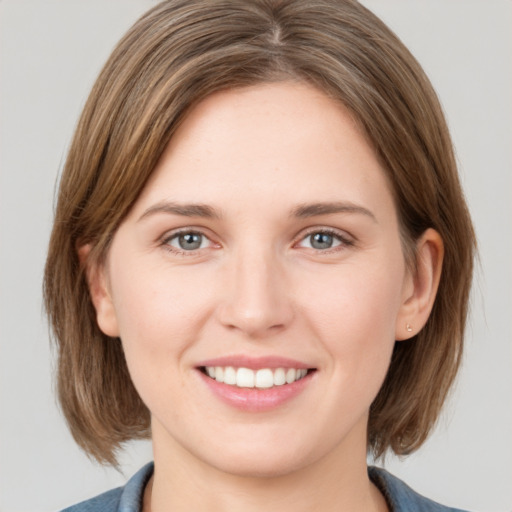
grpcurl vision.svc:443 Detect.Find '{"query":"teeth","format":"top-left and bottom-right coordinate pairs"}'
top-left (204, 366), bottom-right (310, 389)
top-left (223, 366), bottom-right (237, 385)
top-left (273, 368), bottom-right (286, 386)
top-left (255, 369), bottom-right (273, 388)
top-left (285, 368), bottom-right (296, 384)
top-left (215, 366), bottom-right (224, 383)
top-left (236, 367), bottom-right (255, 388)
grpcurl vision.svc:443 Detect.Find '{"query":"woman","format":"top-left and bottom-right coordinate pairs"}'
top-left (44, 1), bottom-right (475, 510)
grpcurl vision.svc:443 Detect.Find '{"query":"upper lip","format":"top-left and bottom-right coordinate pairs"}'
top-left (196, 355), bottom-right (313, 370)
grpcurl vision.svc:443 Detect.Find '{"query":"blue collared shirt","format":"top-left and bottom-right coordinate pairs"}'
top-left (61, 462), bottom-right (471, 512)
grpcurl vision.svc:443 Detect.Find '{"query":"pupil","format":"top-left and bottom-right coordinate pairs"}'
top-left (179, 233), bottom-right (202, 250)
top-left (311, 232), bottom-right (333, 249)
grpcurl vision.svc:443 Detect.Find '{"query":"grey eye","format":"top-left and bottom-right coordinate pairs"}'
top-left (309, 232), bottom-right (335, 249)
top-left (298, 231), bottom-right (344, 250)
top-left (170, 232), bottom-right (206, 251)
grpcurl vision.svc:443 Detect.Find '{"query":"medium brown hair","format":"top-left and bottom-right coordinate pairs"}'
top-left (44, 0), bottom-right (475, 465)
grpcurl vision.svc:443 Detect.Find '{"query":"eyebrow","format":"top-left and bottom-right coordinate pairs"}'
top-left (291, 202), bottom-right (377, 222)
top-left (138, 201), bottom-right (221, 221)
top-left (137, 200), bottom-right (376, 223)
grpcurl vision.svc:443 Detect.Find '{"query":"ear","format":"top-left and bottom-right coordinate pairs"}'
top-left (395, 228), bottom-right (444, 341)
top-left (78, 244), bottom-right (120, 337)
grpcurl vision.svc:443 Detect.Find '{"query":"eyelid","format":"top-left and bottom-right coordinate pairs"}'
top-left (160, 227), bottom-right (220, 255)
top-left (294, 226), bottom-right (355, 250)
top-left (158, 225), bottom-right (354, 256)
top-left (162, 227), bottom-right (207, 241)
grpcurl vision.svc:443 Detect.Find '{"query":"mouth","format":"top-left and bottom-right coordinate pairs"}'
top-left (196, 356), bottom-right (317, 411)
top-left (200, 366), bottom-right (315, 389)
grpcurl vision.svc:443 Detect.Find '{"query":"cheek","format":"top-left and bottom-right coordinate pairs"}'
top-left (298, 258), bottom-right (404, 375)
top-left (108, 257), bottom-right (215, 359)
top-left (303, 260), bottom-right (403, 331)
top-left (106, 263), bottom-right (206, 411)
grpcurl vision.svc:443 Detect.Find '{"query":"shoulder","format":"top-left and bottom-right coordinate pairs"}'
top-left (60, 487), bottom-right (122, 512)
top-left (369, 466), bottom-right (471, 512)
top-left (60, 462), bottom-right (154, 512)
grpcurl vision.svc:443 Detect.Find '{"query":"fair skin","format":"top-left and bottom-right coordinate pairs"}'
top-left (85, 81), bottom-right (443, 512)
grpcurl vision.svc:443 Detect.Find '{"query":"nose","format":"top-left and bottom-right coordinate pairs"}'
top-left (216, 246), bottom-right (294, 338)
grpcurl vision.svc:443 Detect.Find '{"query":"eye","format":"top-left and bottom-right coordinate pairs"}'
top-left (297, 229), bottom-right (352, 251)
top-left (164, 231), bottom-right (211, 252)
top-left (303, 231), bottom-right (341, 250)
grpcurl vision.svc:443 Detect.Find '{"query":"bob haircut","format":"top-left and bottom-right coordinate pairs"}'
top-left (44, 0), bottom-right (475, 466)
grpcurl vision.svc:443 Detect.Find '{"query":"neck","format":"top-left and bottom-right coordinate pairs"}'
top-left (145, 424), bottom-right (388, 512)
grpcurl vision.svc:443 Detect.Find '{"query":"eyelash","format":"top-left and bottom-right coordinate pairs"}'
top-left (160, 227), bottom-right (354, 256)
top-left (161, 229), bottom-right (215, 256)
top-left (294, 228), bottom-right (355, 254)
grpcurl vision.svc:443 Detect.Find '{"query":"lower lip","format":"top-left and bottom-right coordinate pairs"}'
top-left (198, 370), bottom-right (314, 412)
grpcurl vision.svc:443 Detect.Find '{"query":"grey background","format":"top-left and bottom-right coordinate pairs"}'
top-left (0, 1), bottom-right (510, 511)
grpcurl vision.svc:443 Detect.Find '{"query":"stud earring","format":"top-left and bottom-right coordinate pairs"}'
top-left (406, 323), bottom-right (413, 332)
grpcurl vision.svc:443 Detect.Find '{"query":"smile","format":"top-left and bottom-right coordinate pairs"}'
top-left (202, 366), bottom-right (311, 389)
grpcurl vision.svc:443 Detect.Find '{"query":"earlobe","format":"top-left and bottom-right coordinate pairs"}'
top-left (78, 244), bottom-right (120, 338)
top-left (396, 228), bottom-right (444, 341)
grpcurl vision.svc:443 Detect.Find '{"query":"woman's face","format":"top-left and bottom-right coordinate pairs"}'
top-left (94, 82), bottom-right (415, 477)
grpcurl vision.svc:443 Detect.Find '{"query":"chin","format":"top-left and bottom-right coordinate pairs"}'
top-left (209, 451), bottom-right (308, 479)
top-left (192, 433), bottom-right (326, 479)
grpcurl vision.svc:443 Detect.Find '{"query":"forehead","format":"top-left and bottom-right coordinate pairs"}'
top-left (130, 81), bottom-right (394, 220)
